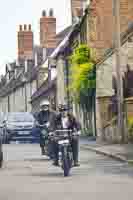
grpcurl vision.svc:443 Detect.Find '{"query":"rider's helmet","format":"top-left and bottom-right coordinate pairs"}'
top-left (40, 99), bottom-right (50, 111)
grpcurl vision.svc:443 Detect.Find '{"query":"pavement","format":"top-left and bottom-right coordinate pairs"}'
top-left (80, 137), bottom-right (133, 163)
top-left (1, 144), bottom-right (133, 199)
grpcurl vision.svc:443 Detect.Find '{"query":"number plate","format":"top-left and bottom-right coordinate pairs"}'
top-left (58, 139), bottom-right (69, 145)
top-left (18, 131), bottom-right (30, 135)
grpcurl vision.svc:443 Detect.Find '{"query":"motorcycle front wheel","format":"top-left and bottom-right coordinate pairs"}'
top-left (61, 146), bottom-right (71, 177)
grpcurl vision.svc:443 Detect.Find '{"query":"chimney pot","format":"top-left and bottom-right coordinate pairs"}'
top-left (42, 10), bottom-right (46, 17)
top-left (49, 8), bottom-right (54, 17)
top-left (29, 24), bottom-right (31, 31)
top-left (19, 25), bottom-right (22, 31)
top-left (24, 24), bottom-right (27, 31)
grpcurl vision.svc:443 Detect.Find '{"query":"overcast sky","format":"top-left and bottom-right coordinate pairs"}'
top-left (0, 0), bottom-right (71, 74)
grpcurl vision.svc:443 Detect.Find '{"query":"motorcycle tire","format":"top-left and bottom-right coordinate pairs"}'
top-left (62, 147), bottom-right (70, 177)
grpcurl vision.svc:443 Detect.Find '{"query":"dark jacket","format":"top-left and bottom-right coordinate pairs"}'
top-left (37, 110), bottom-right (50, 125)
top-left (67, 114), bottom-right (81, 131)
top-left (50, 113), bottom-right (81, 132)
top-left (37, 110), bottom-right (57, 130)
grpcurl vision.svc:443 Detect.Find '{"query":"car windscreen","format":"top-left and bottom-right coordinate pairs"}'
top-left (7, 113), bottom-right (34, 123)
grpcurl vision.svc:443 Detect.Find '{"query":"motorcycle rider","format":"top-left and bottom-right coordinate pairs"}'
top-left (51, 104), bottom-right (81, 167)
top-left (67, 112), bottom-right (81, 167)
top-left (36, 100), bottom-right (56, 156)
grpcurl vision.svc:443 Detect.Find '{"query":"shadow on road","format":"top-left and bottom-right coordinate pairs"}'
top-left (24, 158), bottom-right (50, 162)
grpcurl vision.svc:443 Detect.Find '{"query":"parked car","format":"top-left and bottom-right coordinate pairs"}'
top-left (0, 137), bottom-right (3, 168)
top-left (3, 112), bottom-right (38, 143)
top-left (0, 112), bottom-right (6, 143)
top-left (0, 116), bottom-right (4, 168)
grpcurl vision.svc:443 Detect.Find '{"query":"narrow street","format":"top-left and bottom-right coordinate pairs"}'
top-left (0, 144), bottom-right (133, 200)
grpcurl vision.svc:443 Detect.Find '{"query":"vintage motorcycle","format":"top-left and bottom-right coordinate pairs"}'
top-left (37, 121), bottom-right (54, 159)
top-left (49, 129), bottom-right (79, 177)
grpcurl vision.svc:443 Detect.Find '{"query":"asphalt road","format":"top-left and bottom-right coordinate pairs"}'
top-left (0, 144), bottom-right (133, 200)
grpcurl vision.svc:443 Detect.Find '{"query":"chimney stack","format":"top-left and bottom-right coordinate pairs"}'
top-left (29, 24), bottom-right (31, 31)
top-left (49, 8), bottom-right (54, 17)
top-left (40, 9), bottom-right (57, 49)
top-left (18, 24), bottom-right (34, 60)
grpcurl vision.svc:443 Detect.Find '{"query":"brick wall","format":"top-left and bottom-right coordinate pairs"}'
top-left (71, 0), bottom-right (83, 18)
top-left (89, 0), bottom-right (133, 59)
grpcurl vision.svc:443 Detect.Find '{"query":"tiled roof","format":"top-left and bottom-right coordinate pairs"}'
top-left (0, 71), bottom-right (23, 97)
top-left (50, 24), bottom-right (78, 59)
top-left (0, 61), bottom-right (38, 97)
top-left (56, 26), bottom-right (72, 42)
top-left (31, 78), bottom-right (56, 102)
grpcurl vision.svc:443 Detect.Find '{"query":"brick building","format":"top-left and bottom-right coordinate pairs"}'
top-left (88, 0), bottom-right (133, 58)
top-left (71, 0), bottom-right (88, 23)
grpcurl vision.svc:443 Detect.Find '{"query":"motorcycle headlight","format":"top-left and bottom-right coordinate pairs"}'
top-left (49, 132), bottom-right (54, 136)
top-left (63, 134), bottom-right (68, 137)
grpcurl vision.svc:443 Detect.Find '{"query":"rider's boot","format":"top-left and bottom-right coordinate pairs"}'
top-left (53, 160), bottom-right (59, 166)
top-left (73, 161), bottom-right (80, 167)
top-left (41, 147), bottom-right (45, 155)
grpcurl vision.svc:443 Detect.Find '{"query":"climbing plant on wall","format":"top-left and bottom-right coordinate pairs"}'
top-left (69, 44), bottom-right (96, 112)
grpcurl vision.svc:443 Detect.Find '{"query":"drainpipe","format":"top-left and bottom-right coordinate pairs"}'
top-left (22, 76), bottom-right (28, 112)
top-left (24, 83), bottom-right (27, 112)
top-left (65, 58), bottom-right (70, 110)
top-left (93, 90), bottom-right (97, 137)
top-left (8, 96), bottom-right (10, 112)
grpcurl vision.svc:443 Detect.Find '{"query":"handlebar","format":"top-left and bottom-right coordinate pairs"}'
top-left (36, 122), bottom-right (50, 128)
top-left (48, 129), bottom-right (80, 139)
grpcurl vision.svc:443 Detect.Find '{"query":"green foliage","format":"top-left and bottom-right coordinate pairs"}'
top-left (69, 44), bottom-right (96, 110)
top-left (70, 44), bottom-right (91, 65)
top-left (128, 116), bottom-right (133, 137)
